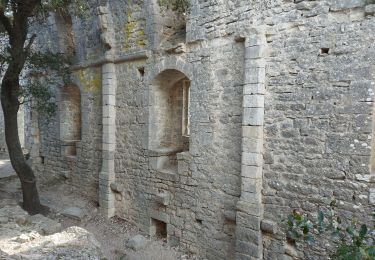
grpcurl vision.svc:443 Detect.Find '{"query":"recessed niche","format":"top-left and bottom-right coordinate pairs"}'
top-left (138, 67), bottom-right (145, 77)
top-left (320, 48), bottom-right (330, 55)
top-left (150, 218), bottom-right (167, 238)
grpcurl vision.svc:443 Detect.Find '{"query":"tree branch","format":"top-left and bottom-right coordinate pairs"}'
top-left (0, 9), bottom-right (12, 34)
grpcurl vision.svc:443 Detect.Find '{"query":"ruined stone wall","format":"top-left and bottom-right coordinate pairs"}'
top-left (27, 0), bottom-right (375, 259)
top-left (27, 1), bottom-right (103, 197)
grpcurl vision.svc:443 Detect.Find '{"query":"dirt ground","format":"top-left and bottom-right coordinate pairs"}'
top-left (0, 159), bottom-right (199, 260)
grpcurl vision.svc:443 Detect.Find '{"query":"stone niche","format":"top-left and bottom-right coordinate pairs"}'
top-left (60, 84), bottom-right (81, 157)
top-left (149, 69), bottom-right (190, 174)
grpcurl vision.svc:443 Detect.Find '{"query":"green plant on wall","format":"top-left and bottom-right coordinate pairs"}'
top-left (285, 201), bottom-right (375, 260)
top-left (157, 0), bottom-right (189, 13)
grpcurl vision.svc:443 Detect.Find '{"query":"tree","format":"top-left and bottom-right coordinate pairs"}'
top-left (0, 0), bottom-right (83, 215)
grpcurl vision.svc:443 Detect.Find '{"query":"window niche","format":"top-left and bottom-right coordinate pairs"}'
top-left (60, 84), bottom-right (81, 157)
top-left (149, 69), bottom-right (190, 173)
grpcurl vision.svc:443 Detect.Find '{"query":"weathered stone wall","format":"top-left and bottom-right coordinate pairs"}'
top-left (26, 0), bottom-right (375, 259)
top-left (27, 1), bottom-right (103, 197)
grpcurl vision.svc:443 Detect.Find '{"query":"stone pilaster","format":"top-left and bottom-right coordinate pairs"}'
top-left (97, 6), bottom-right (117, 218)
top-left (235, 32), bottom-right (267, 260)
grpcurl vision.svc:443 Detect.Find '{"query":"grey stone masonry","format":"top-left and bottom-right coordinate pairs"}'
top-left (23, 0), bottom-right (375, 259)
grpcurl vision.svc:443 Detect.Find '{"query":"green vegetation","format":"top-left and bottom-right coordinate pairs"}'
top-left (158, 0), bottom-right (189, 13)
top-left (285, 201), bottom-right (375, 260)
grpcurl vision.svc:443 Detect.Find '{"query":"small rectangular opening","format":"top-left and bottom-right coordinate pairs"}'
top-left (150, 218), bottom-right (167, 238)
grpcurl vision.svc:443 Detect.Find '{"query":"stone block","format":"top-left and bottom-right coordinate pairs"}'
top-left (246, 35), bottom-right (266, 47)
top-left (149, 209), bottom-right (170, 223)
top-left (110, 182), bottom-right (124, 193)
top-left (329, 0), bottom-right (365, 11)
top-left (237, 199), bottom-right (262, 216)
top-left (236, 240), bottom-right (262, 258)
top-left (245, 45), bottom-right (267, 59)
top-left (236, 226), bottom-right (262, 245)
top-left (261, 219), bottom-right (278, 234)
top-left (244, 68), bottom-right (266, 84)
top-left (242, 126), bottom-right (264, 139)
top-left (242, 137), bottom-right (263, 153)
top-left (224, 210), bottom-right (236, 222)
top-left (369, 188), bottom-right (375, 205)
top-left (242, 152), bottom-right (263, 167)
top-left (127, 235), bottom-right (147, 251)
top-left (365, 4), bottom-right (375, 15)
top-left (241, 165), bottom-right (263, 179)
top-left (61, 207), bottom-right (85, 221)
top-left (236, 212), bottom-right (261, 231)
top-left (243, 95), bottom-right (264, 108)
top-left (245, 59), bottom-right (266, 69)
top-left (103, 94), bottom-right (116, 106)
top-left (241, 178), bottom-right (262, 194)
top-left (243, 108), bottom-right (264, 126)
top-left (102, 105), bottom-right (116, 116)
top-left (102, 142), bottom-right (116, 151)
top-left (155, 192), bottom-right (171, 206)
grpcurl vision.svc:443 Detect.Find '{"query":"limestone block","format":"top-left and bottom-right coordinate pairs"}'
top-left (102, 105), bottom-right (116, 116)
top-left (236, 239), bottom-right (262, 258)
top-left (245, 45), bottom-right (267, 59)
top-left (243, 108), bottom-right (264, 126)
top-left (127, 235), bottom-right (147, 251)
top-left (245, 59), bottom-right (266, 69)
top-left (365, 4), bottom-right (375, 15)
top-left (103, 94), bottom-right (116, 106)
top-left (237, 200), bottom-right (262, 217)
top-left (236, 226), bottom-right (262, 246)
top-left (61, 207), bottom-right (85, 221)
top-left (243, 83), bottom-right (266, 95)
top-left (244, 68), bottom-right (266, 84)
top-left (328, 0), bottom-right (365, 11)
top-left (242, 126), bottom-right (264, 139)
top-left (242, 152), bottom-right (263, 167)
top-left (155, 192), bottom-right (171, 206)
top-left (261, 219), bottom-right (278, 234)
top-left (110, 182), bottom-right (124, 193)
top-left (239, 192), bottom-right (262, 205)
top-left (149, 209), bottom-right (170, 223)
top-left (241, 179), bottom-right (262, 194)
top-left (369, 188), bottom-right (375, 205)
top-left (224, 210), bottom-right (236, 222)
top-left (243, 95), bottom-right (264, 108)
top-left (241, 165), bottom-right (263, 179)
top-left (246, 35), bottom-right (266, 47)
top-left (242, 137), bottom-right (263, 153)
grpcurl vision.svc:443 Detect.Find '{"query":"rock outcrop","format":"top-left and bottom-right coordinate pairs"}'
top-left (0, 205), bottom-right (103, 259)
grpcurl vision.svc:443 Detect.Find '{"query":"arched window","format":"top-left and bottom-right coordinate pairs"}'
top-left (149, 69), bottom-right (190, 172)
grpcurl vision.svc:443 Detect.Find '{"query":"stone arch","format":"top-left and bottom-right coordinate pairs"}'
top-left (60, 84), bottom-right (81, 156)
top-left (149, 69), bottom-right (190, 151)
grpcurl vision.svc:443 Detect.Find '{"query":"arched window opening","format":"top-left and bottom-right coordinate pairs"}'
top-left (149, 69), bottom-right (190, 173)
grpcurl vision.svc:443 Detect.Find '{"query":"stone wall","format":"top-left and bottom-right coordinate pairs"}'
top-left (27, 0), bottom-right (375, 259)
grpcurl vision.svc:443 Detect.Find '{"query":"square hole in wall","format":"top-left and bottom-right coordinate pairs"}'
top-left (150, 218), bottom-right (167, 238)
top-left (320, 48), bottom-right (330, 55)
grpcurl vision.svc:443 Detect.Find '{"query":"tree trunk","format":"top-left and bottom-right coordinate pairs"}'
top-left (0, 0), bottom-right (45, 215)
top-left (1, 85), bottom-right (42, 215)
